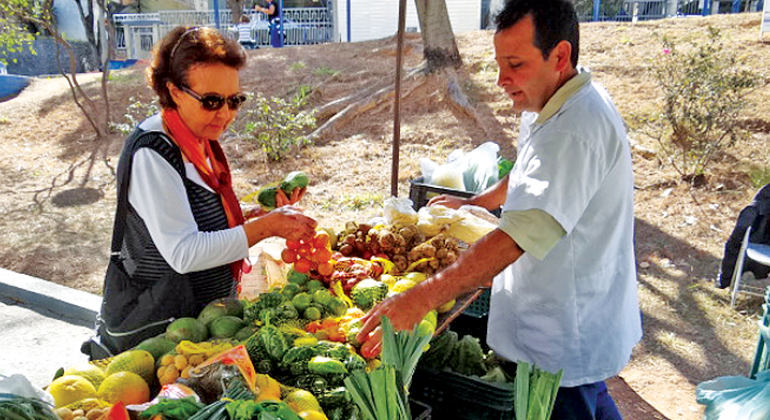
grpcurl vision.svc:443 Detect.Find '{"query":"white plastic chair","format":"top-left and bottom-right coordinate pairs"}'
top-left (730, 226), bottom-right (770, 307)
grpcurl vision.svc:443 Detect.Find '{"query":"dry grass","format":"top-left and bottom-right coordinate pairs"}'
top-left (2, 12), bottom-right (770, 419)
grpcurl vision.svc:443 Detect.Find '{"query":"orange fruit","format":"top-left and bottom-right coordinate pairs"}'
top-left (97, 372), bottom-right (150, 405)
top-left (294, 257), bottom-right (313, 274)
top-left (281, 248), bottom-right (298, 263)
top-left (286, 239), bottom-right (301, 250)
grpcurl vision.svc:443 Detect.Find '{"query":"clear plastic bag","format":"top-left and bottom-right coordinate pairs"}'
top-left (420, 142), bottom-right (500, 193)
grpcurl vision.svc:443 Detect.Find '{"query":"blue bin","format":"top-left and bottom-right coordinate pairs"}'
top-left (0, 74), bottom-right (32, 102)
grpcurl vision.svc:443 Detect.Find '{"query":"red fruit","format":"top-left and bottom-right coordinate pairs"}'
top-left (297, 244), bottom-right (312, 258)
top-left (294, 257), bottom-right (313, 273)
top-left (312, 231), bottom-right (330, 248)
top-left (286, 239), bottom-right (301, 250)
top-left (312, 247), bottom-right (333, 264)
top-left (281, 248), bottom-right (298, 263)
top-left (317, 261), bottom-right (333, 276)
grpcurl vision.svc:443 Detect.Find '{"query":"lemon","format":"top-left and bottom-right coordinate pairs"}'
top-left (97, 371), bottom-right (150, 405)
top-left (299, 410), bottom-right (329, 420)
top-left (391, 279), bottom-right (416, 293)
top-left (380, 274), bottom-right (399, 288)
top-left (63, 363), bottom-right (106, 390)
top-left (48, 375), bottom-right (97, 407)
top-left (404, 272), bottom-right (427, 283)
top-left (437, 298), bottom-right (456, 313)
top-left (284, 389), bottom-right (322, 413)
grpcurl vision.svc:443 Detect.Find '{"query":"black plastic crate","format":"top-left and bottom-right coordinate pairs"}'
top-left (464, 288), bottom-right (491, 318)
top-left (409, 176), bottom-right (474, 211)
top-left (410, 367), bottom-right (515, 420)
top-left (448, 313), bottom-right (489, 349)
top-left (411, 398), bottom-right (432, 420)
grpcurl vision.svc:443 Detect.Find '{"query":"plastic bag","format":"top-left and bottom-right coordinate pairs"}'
top-left (696, 370), bottom-right (770, 420)
top-left (461, 142), bottom-right (500, 193)
top-left (383, 196), bottom-right (419, 226)
top-left (0, 374), bottom-right (54, 406)
top-left (420, 142), bottom-right (501, 193)
top-left (448, 206), bottom-right (498, 244)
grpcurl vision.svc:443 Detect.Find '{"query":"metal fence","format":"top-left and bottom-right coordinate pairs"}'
top-left (114, 5), bottom-right (334, 58)
top-left (575, 0), bottom-right (764, 22)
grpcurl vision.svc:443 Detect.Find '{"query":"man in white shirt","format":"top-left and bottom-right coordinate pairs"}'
top-left (358, 0), bottom-right (641, 418)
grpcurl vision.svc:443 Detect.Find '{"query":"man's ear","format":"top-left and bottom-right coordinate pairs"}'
top-left (551, 40), bottom-right (573, 72)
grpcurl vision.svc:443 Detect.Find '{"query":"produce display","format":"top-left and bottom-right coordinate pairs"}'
top-left (9, 174), bottom-right (562, 420)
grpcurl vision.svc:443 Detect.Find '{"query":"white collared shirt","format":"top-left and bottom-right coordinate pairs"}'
top-left (487, 72), bottom-right (642, 387)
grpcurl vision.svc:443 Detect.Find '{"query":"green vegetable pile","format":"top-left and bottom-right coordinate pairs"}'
top-left (0, 395), bottom-right (58, 420)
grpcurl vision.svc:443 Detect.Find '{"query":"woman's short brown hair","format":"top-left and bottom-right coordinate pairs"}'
top-left (147, 26), bottom-right (247, 109)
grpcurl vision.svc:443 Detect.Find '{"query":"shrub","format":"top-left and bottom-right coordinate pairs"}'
top-left (109, 97), bottom-right (159, 135)
top-left (647, 27), bottom-right (765, 184)
top-left (238, 87), bottom-right (316, 161)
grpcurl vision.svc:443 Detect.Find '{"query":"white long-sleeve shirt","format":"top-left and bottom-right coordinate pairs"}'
top-left (127, 114), bottom-right (249, 274)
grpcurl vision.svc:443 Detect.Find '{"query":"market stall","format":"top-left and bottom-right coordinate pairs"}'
top-left (1, 172), bottom-right (564, 420)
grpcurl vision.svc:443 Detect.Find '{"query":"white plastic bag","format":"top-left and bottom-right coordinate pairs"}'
top-left (696, 370), bottom-right (770, 420)
top-left (419, 142), bottom-right (501, 193)
top-left (461, 142), bottom-right (500, 193)
top-left (448, 206), bottom-right (498, 243)
top-left (0, 374), bottom-right (54, 406)
top-left (383, 197), bottom-right (419, 227)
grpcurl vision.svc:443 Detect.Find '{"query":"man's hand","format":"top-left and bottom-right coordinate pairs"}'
top-left (427, 194), bottom-right (471, 209)
top-left (356, 283), bottom-right (435, 354)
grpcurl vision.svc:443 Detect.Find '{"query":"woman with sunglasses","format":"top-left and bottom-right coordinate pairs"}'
top-left (90, 26), bottom-right (317, 357)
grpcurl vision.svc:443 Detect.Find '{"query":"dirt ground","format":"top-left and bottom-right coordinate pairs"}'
top-left (2, 12), bottom-right (770, 420)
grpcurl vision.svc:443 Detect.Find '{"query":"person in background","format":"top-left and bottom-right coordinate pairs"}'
top-left (237, 15), bottom-right (256, 50)
top-left (92, 26), bottom-right (316, 356)
top-left (357, 0), bottom-right (641, 418)
top-left (254, 0), bottom-right (280, 22)
top-left (254, 0), bottom-right (281, 43)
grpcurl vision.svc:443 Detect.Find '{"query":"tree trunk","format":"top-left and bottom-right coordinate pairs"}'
top-left (229, 0), bottom-right (245, 24)
top-left (413, 0), bottom-right (462, 72)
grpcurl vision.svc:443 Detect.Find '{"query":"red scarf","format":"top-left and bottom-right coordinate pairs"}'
top-left (162, 109), bottom-right (250, 286)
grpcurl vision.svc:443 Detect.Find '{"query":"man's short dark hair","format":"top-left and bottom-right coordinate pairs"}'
top-left (494, 0), bottom-right (579, 67)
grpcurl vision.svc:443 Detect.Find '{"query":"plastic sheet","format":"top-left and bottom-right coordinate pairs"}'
top-left (696, 369), bottom-right (770, 420)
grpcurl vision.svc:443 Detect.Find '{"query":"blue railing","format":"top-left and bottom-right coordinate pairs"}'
top-left (576, 0), bottom-right (763, 22)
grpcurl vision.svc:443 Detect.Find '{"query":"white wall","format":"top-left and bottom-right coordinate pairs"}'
top-left (337, 0), bottom-right (481, 43)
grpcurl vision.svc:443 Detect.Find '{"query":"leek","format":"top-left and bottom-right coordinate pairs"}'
top-left (343, 316), bottom-right (432, 420)
top-left (513, 360), bottom-right (563, 420)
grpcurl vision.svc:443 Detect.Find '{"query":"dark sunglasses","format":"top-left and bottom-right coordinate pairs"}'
top-left (178, 85), bottom-right (248, 111)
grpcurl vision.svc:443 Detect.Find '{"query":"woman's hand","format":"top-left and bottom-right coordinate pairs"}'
top-left (243, 205), bottom-right (317, 246)
top-left (275, 187), bottom-right (306, 207)
top-left (265, 205), bottom-right (317, 242)
top-left (242, 203), bottom-right (267, 220)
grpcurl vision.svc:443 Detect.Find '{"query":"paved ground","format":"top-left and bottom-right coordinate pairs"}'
top-left (0, 268), bottom-right (99, 389)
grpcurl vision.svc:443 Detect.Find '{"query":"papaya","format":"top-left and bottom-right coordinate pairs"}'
top-left (165, 317), bottom-right (208, 343)
top-left (134, 336), bottom-right (177, 361)
top-left (280, 171), bottom-right (309, 195)
top-left (208, 315), bottom-right (246, 339)
top-left (258, 186), bottom-right (279, 209)
top-left (197, 297), bottom-right (244, 327)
